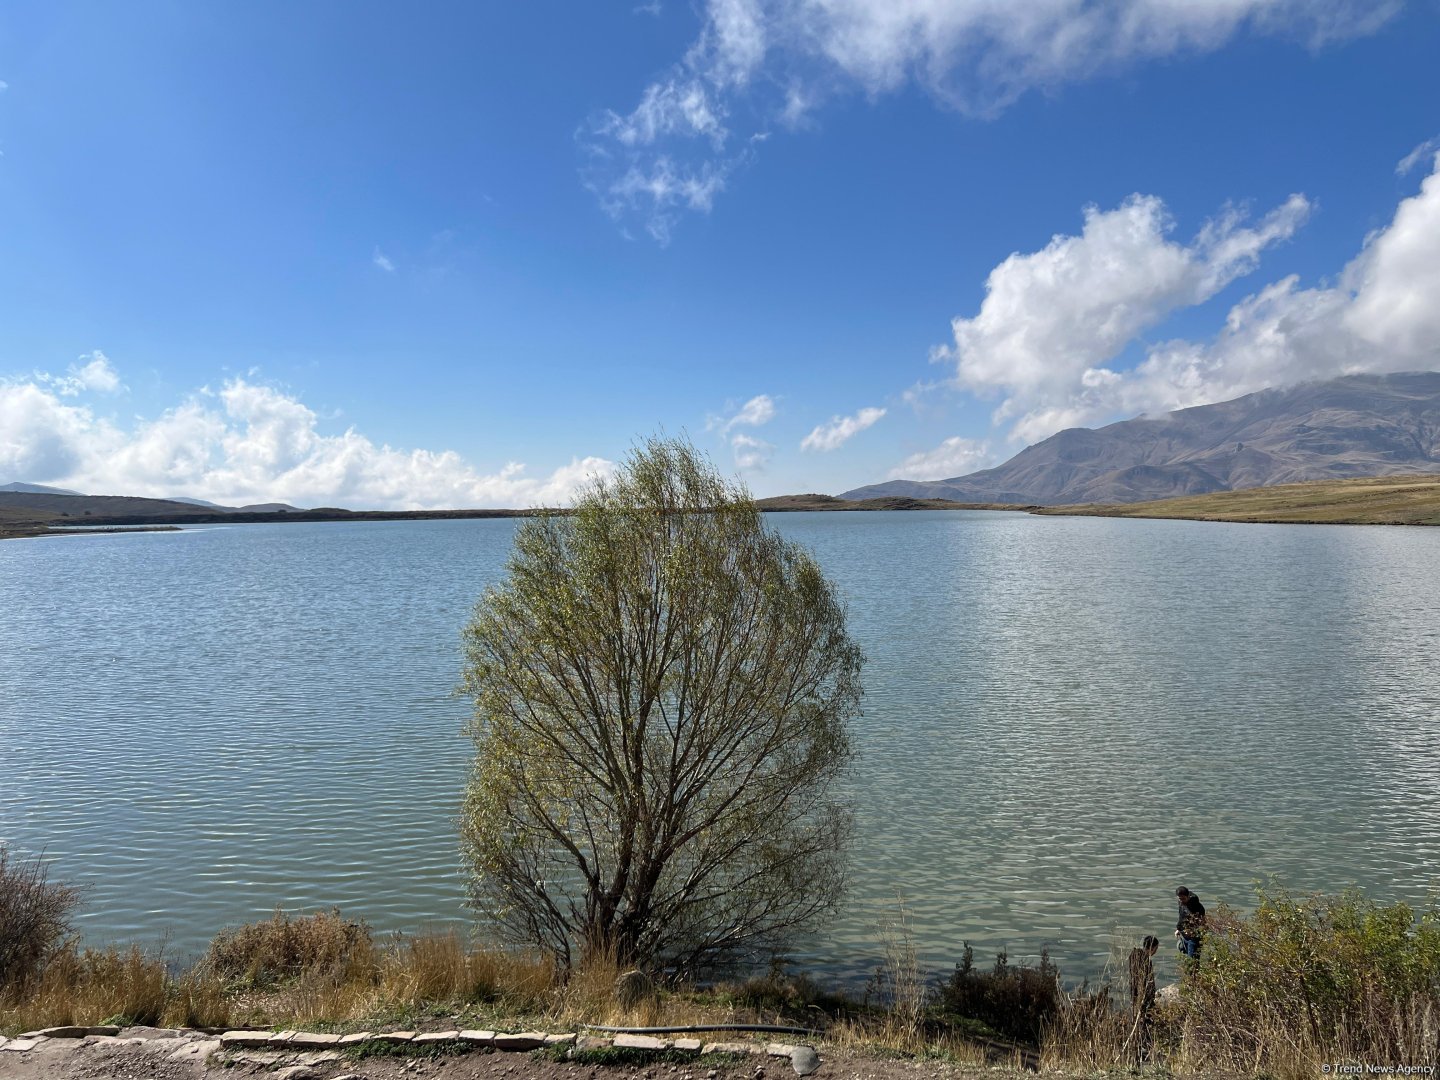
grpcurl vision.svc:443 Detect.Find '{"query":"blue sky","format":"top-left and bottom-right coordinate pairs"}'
top-left (2, 1), bottom-right (1438, 507)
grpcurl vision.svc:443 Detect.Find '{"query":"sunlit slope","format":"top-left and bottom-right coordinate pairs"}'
top-left (1037, 474), bottom-right (1440, 524)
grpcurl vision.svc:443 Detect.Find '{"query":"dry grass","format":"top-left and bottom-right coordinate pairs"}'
top-left (1038, 473), bottom-right (1440, 525)
top-left (0, 944), bottom-right (168, 1032)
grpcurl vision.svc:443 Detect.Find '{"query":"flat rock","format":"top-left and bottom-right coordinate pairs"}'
top-left (766, 1043), bottom-right (799, 1058)
top-left (26, 1026), bottom-right (121, 1039)
top-left (220, 1030), bottom-right (277, 1048)
top-left (117, 1026), bottom-right (179, 1039)
top-left (544, 1033), bottom-right (578, 1046)
top-left (288, 1032), bottom-right (341, 1048)
top-left (576, 1036), bottom-right (611, 1051)
top-left (613, 1033), bottom-right (669, 1051)
top-left (276, 1067), bottom-right (319, 1080)
top-left (234, 1051), bottom-right (284, 1065)
top-left (790, 1046), bottom-right (820, 1076)
top-left (492, 1031), bottom-right (547, 1051)
top-left (338, 1032), bottom-right (374, 1046)
top-left (297, 1050), bottom-right (342, 1065)
top-left (704, 1042), bottom-right (760, 1055)
top-left (459, 1030), bottom-right (496, 1045)
top-left (168, 1040), bottom-right (220, 1061)
top-left (372, 1030), bottom-right (417, 1043)
top-left (81, 1036), bottom-right (145, 1048)
top-left (3, 1040), bottom-right (40, 1053)
top-left (672, 1038), bottom-right (703, 1052)
top-left (413, 1031), bottom-right (460, 1044)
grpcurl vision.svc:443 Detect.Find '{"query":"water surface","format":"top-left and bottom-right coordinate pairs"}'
top-left (2, 512), bottom-right (1437, 984)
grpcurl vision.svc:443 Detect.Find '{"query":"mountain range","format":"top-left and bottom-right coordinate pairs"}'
top-left (843, 372), bottom-right (1440, 505)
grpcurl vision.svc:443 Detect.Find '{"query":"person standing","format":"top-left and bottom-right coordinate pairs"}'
top-left (1175, 886), bottom-right (1207, 959)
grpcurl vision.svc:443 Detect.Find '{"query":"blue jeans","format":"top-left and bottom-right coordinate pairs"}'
top-left (1178, 935), bottom-right (1200, 959)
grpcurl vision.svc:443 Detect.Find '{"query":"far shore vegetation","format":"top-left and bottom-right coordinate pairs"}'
top-left (7, 471), bottom-right (1440, 541)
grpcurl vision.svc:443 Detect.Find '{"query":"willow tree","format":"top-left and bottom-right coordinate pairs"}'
top-left (460, 437), bottom-right (861, 975)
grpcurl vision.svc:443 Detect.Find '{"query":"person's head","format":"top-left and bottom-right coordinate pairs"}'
top-left (1143, 935), bottom-right (1160, 954)
top-left (1176, 887), bottom-right (1191, 899)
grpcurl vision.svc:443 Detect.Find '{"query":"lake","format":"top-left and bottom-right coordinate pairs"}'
top-left (2, 511), bottom-right (1438, 986)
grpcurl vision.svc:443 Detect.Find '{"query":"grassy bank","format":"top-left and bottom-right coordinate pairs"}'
top-left (1037, 473), bottom-right (1440, 525)
top-left (5, 851), bottom-right (1438, 1078)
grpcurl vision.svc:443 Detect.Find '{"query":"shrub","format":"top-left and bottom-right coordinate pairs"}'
top-left (202, 908), bottom-right (372, 989)
top-left (0, 845), bottom-right (84, 995)
top-left (1178, 885), bottom-right (1440, 1074)
top-left (935, 943), bottom-right (1060, 1045)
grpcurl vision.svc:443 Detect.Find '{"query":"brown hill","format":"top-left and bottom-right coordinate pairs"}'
top-left (843, 372), bottom-right (1440, 505)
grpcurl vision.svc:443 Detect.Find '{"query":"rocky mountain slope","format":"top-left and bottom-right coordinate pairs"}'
top-left (843, 372), bottom-right (1440, 505)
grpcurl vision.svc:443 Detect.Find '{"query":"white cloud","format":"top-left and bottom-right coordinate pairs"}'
top-left (1397, 136), bottom-right (1440, 177)
top-left (937, 192), bottom-right (1310, 443)
top-left (730, 431), bottom-right (775, 469)
top-left (707, 394), bottom-right (778, 467)
top-left (939, 152), bottom-right (1440, 445)
top-left (886, 436), bottom-right (992, 481)
top-left (0, 80), bottom-right (8, 92)
top-left (801, 405), bottom-right (886, 451)
top-left (715, 393), bottom-right (777, 433)
top-left (588, 0), bottom-right (1395, 237)
top-left (38, 351), bottom-right (124, 397)
top-left (372, 248), bottom-right (396, 272)
top-left (0, 365), bottom-right (612, 509)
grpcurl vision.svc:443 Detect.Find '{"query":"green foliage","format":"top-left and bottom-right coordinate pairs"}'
top-left (1179, 883), bottom-right (1440, 1069)
top-left (535, 1044), bottom-right (749, 1067)
top-left (460, 435), bottom-right (862, 975)
top-left (345, 1037), bottom-right (472, 1060)
top-left (935, 944), bottom-right (1061, 1045)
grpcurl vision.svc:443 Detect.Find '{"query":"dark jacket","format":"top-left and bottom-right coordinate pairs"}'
top-left (1177, 894), bottom-right (1206, 938)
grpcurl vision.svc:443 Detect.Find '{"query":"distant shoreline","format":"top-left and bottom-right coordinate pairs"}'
top-left (5, 476), bottom-right (1439, 541)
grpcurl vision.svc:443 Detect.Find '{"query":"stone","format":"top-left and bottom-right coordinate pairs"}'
top-left (298, 1051), bottom-right (343, 1065)
top-left (220, 1030), bottom-right (277, 1049)
top-left (413, 1031), bottom-right (460, 1044)
top-left (789, 1047), bottom-right (820, 1076)
top-left (288, 1032), bottom-right (341, 1048)
top-left (765, 1043), bottom-right (798, 1058)
top-left (372, 1030), bottom-right (417, 1044)
top-left (0, 1038), bottom-right (7, 1051)
top-left (703, 1042), bottom-right (758, 1055)
top-left (267, 1029), bottom-right (300, 1047)
top-left (168, 1040), bottom-right (220, 1061)
top-left (545, 1033), bottom-right (578, 1046)
top-left (459, 1030), bottom-right (496, 1045)
top-left (492, 1031), bottom-right (547, 1051)
top-left (26, 1026), bottom-right (121, 1039)
top-left (275, 1067), bottom-right (319, 1080)
top-left (338, 1032), bottom-right (374, 1046)
top-left (235, 1051), bottom-right (284, 1066)
top-left (116, 1026), bottom-right (178, 1039)
top-left (613, 1033), bottom-right (670, 1051)
top-left (672, 1038), bottom-right (703, 1052)
top-left (576, 1035), bottom-right (611, 1051)
top-left (2, 1040), bottom-right (39, 1052)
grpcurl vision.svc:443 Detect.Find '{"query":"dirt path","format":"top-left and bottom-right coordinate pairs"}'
top-left (0, 1028), bottom-right (1035, 1080)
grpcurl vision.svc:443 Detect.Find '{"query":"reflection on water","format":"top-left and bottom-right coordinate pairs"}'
top-left (2, 513), bottom-right (1437, 983)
